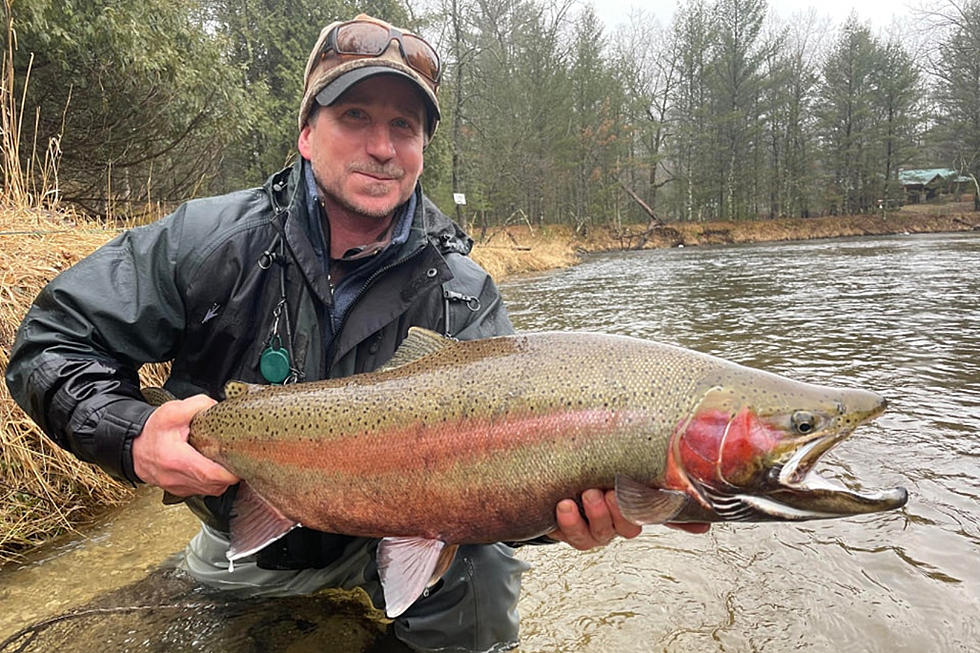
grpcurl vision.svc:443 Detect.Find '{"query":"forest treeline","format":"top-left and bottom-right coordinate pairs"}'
top-left (4, 0), bottom-right (979, 227)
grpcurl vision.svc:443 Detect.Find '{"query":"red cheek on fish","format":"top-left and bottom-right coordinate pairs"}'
top-left (664, 408), bottom-right (730, 509)
top-left (675, 408), bottom-right (782, 488)
top-left (675, 409), bottom-right (729, 485)
top-left (718, 408), bottom-right (783, 486)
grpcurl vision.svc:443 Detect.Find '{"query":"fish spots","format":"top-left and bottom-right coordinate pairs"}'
top-left (230, 408), bottom-right (638, 478)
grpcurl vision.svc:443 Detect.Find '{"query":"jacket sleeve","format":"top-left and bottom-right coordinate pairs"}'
top-left (4, 213), bottom-right (191, 484)
top-left (441, 253), bottom-right (515, 340)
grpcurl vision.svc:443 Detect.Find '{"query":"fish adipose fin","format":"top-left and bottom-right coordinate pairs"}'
top-left (227, 483), bottom-right (300, 568)
top-left (615, 475), bottom-right (689, 524)
top-left (379, 327), bottom-right (454, 371)
top-left (377, 537), bottom-right (459, 617)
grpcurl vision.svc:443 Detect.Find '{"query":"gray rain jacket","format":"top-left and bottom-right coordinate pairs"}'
top-left (6, 159), bottom-right (513, 564)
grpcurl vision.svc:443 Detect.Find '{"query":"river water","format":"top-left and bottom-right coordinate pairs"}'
top-left (1, 232), bottom-right (977, 651)
top-left (505, 231), bottom-right (980, 652)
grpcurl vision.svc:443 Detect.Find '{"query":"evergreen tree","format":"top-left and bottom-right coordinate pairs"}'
top-left (709, 0), bottom-right (769, 220)
top-left (931, 0), bottom-right (980, 209)
top-left (816, 16), bottom-right (880, 214)
top-left (670, 0), bottom-right (715, 221)
top-left (205, 0), bottom-right (409, 188)
top-left (8, 0), bottom-right (248, 213)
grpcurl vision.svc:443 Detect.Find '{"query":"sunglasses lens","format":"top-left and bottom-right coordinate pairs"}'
top-left (335, 22), bottom-right (391, 55)
top-left (327, 21), bottom-right (440, 87)
top-left (402, 35), bottom-right (440, 82)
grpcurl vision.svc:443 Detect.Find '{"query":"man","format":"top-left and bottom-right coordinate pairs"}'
top-left (6, 14), bottom-right (702, 652)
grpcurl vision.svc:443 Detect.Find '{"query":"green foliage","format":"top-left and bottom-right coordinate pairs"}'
top-left (8, 0), bottom-right (249, 213)
top-left (816, 16), bottom-right (921, 214)
top-left (670, 0), bottom-right (717, 221)
top-left (3, 0), bottom-right (971, 224)
top-left (930, 0), bottom-right (980, 209)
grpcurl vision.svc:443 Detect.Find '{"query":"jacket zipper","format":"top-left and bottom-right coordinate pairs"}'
top-left (324, 242), bottom-right (434, 372)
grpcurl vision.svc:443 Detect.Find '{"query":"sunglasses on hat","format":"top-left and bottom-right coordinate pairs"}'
top-left (321, 20), bottom-right (441, 88)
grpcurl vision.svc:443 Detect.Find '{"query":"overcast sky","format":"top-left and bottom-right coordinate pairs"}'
top-left (586, 0), bottom-right (924, 33)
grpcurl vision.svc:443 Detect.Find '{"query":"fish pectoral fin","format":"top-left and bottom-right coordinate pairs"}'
top-left (227, 483), bottom-right (300, 564)
top-left (615, 475), bottom-right (689, 525)
top-left (377, 537), bottom-right (457, 618)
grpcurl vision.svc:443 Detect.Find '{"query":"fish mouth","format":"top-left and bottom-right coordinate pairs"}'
top-left (706, 428), bottom-right (909, 521)
top-left (704, 399), bottom-right (908, 521)
top-left (750, 434), bottom-right (909, 520)
top-left (703, 439), bottom-right (908, 521)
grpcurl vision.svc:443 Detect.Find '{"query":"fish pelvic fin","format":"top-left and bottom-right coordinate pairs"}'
top-left (377, 537), bottom-right (459, 618)
top-left (227, 483), bottom-right (300, 566)
top-left (615, 475), bottom-right (689, 524)
top-left (378, 327), bottom-right (454, 372)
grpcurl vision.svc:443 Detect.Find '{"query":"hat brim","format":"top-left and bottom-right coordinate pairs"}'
top-left (315, 66), bottom-right (440, 131)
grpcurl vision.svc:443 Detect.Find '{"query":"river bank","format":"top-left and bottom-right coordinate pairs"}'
top-left (469, 201), bottom-right (980, 279)
top-left (2, 202), bottom-right (978, 565)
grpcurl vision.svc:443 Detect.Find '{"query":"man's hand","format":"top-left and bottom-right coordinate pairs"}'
top-left (132, 394), bottom-right (239, 496)
top-left (548, 489), bottom-right (710, 550)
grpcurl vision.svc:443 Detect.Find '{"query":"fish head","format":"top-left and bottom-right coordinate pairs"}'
top-left (668, 375), bottom-right (908, 521)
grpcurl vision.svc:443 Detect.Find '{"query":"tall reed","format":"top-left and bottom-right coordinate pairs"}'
top-left (0, 1), bottom-right (136, 566)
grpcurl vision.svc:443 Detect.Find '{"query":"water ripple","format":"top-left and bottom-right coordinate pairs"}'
top-left (504, 232), bottom-right (980, 652)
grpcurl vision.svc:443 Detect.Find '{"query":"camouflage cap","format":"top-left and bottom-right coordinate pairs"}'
top-left (298, 14), bottom-right (441, 138)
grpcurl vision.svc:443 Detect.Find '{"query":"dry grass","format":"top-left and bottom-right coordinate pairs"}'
top-left (653, 203), bottom-right (980, 248)
top-left (470, 224), bottom-right (581, 279)
top-left (0, 207), bottom-right (141, 565)
top-left (479, 205), bottom-right (980, 260)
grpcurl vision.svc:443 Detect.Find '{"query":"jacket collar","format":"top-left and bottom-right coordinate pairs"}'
top-left (264, 160), bottom-right (333, 306)
top-left (263, 159), bottom-right (474, 306)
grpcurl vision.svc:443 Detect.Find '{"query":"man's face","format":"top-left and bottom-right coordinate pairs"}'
top-left (298, 75), bottom-right (426, 220)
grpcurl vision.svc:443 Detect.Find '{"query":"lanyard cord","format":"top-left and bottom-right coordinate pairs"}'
top-left (276, 235), bottom-right (302, 384)
top-left (258, 226), bottom-right (303, 384)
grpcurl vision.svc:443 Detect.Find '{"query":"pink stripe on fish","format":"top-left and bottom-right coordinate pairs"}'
top-left (233, 408), bottom-right (638, 476)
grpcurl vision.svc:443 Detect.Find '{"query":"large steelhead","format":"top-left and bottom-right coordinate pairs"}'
top-left (171, 328), bottom-right (907, 616)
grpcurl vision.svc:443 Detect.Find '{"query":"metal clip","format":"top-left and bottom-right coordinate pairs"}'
top-left (444, 290), bottom-right (481, 312)
top-left (258, 250), bottom-right (277, 270)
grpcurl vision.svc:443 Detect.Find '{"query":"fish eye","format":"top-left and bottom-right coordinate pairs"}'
top-left (791, 410), bottom-right (819, 434)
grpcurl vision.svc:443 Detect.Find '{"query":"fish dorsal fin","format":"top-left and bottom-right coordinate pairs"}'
top-left (377, 537), bottom-right (458, 617)
top-left (614, 475), bottom-right (689, 524)
top-left (227, 482), bottom-right (300, 569)
top-left (378, 327), bottom-right (454, 372)
top-left (224, 380), bottom-right (268, 400)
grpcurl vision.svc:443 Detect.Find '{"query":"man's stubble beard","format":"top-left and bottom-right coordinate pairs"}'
top-left (315, 161), bottom-right (413, 221)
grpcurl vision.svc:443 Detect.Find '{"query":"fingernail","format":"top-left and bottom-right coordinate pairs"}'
top-left (584, 489), bottom-right (602, 504)
top-left (557, 501), bottom-right (574, 514)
